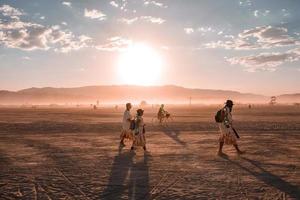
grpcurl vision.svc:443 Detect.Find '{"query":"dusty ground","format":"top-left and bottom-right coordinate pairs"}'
top-left (0, 105), bottom-right (299, 199)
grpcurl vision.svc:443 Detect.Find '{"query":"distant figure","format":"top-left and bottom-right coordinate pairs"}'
top-left (269, 96), bottom-right (277, 105)
top-left (217, 100), bottom-right (244, 155)
top-left (157, 104), bottom-right (166, 123)
top-left (248, 104), bottom-right (252, 109)
top-left (115, 105), bottom-right (119, 111)
top-left (120, 103), bottom-right (133, 147)
top-left (93, 105), bottom-right (97, 110)
top-left (131, 109), bottom-right (147, 151)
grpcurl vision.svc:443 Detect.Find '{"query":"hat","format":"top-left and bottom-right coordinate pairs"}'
top-left (225, 100), bottom-right (234, 106)
top-left (137, 109), bottom-right (144, 115)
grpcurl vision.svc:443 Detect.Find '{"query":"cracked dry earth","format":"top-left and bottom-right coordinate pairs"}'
top-left (0, 106), bottom-right (299, 199)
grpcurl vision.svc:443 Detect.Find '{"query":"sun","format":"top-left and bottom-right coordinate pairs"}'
top-left (118, 43), bottom-right (163, 86)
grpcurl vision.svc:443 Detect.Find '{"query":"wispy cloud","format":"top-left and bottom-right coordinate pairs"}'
top-left (184, 26), bottom-right (224, 36)
top-left (184, 28), bottom-right (194, 34)
top-left (118, 17), bottom-right (138, 25)
top-left (84, 8), bottom-right (106, 21)
top-left (0, 5), bottom-right (91, 52)
top-left (62, 1), bottom-right (72, 8)
top-left (119, 16), bottom-right (165, 24)
top-left (205, 26), bottom-right (299, 50)
top-left (281, 9), bottom-right (290, 17)
top-left (227, 48), bottom-right (300, 72)
top-left (95, 36), bottom-right (132, 51)
top-left (204, 26), bottom-right (300, 71)
top-left (140, 16), bottom-right (165, 24)
top-left (144, 1), bottom-right (167, 8)
top-left (239, 0), bottom-right (252, 7)
top-left (253, 10), bottom-right (270, 17)
top-left (110, 1), bottom-right (119, 8)
top-left (0, 4), bottom-right (23, 19)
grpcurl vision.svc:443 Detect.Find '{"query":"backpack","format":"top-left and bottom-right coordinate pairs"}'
top-left (215, 108), bottom-right (225, 123)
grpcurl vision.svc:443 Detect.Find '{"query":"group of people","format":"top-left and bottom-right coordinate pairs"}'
top-left (120, 100), bottom-right (244, 155)
top-left (120, 103), bottom-right (147, 151)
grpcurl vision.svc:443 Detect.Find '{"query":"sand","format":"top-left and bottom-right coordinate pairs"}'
top-left (0, 105), bottom-right (299, 199)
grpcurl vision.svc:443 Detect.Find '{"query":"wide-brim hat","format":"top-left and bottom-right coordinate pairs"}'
top-left (137, 109), bottom-right (144, 114)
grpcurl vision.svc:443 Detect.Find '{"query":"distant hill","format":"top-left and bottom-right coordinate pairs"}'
top-left (277, 93), bottom-right (300, 104)
top-left (0, 85), bottom-right (298, 105)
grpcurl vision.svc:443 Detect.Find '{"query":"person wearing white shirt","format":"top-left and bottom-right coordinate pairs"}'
top-left (218, 100), bottom-right (244, 155)
top-left (120, 103), bottom-right (133, 146)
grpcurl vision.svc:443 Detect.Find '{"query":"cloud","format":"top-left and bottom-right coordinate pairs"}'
top-left (198, 26), bottom-right (216, 33)
top-left (110, 0), bottom-right (129, 11)
top-left (253, 10), bottom-right (270, 17)
top-left (62, 2), bottom-right (72, 7)
top-left (281, 9), bottom-right (290, 17)
top-left (184, 26), bottom-right (223, 36)
top-left (184, 28), bottom-right (194, 34)
top-left (84, 8), bottom-right (106, 20)
top-left (0, 5), bottom-right (91, 52)
top-left (119, 16), bottom-right (165, 25)
top-left (95, 37), bottom-right (132, 51)
top-left (239, 26), bottom-right (298, 47)
top-left (140, 16), bottom-right (165, 24)
top-left (144, 1), bottom-right (167, 8)
top-left (118, 17), bottom-right (138, 25)
top-left (204, 26), bottom-right (300, 72)
top-left (204, 39), bottom-right (259, 50)
top-left (227, 48), bottom-right (300, 72)
top-left (205, 26), bottom-right (299, 50)
top-left (239, 0), bottom-right (252, 7)
top-left (0, 4), bottom-right (23, 18)
top-left (110, 1), bottom-right (119, 8)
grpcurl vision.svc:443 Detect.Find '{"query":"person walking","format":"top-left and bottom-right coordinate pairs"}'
top-left (218, 100), bottom-right (244, 155)
top-left (120, 103), bottom-right (133, 147)
top-left (131, 109), bottom-right (147, 151)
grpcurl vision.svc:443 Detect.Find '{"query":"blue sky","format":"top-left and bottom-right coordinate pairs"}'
top-left (0, 0), bottom-right (300, 95)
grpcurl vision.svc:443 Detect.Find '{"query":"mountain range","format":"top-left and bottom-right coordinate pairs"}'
top-left (0, 85), bottom-right (299, 105)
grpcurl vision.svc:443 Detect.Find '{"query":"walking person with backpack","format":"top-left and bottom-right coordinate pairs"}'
top-left (215, 100), bottom-right (244, 155)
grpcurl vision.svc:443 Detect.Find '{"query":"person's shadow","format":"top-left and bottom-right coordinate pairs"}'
top-left (128, 152), bottom-right (151, 199)
top-left (101, 151), bottom-right (150, 199)
top-left (224, 156), bottom-right (300, 199)
top-left (162, 126), bottom-right (186, 146)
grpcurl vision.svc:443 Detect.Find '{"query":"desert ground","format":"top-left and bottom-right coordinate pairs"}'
top-left (0, 105), bottom-right (299, 199)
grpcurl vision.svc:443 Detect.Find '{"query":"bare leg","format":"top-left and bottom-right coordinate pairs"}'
top-left (120, 138), bottom-right (125, 146)
top-left (218, 141), bottom-right (224, 155)
top-left (233, 144), bottom-right (244, 154)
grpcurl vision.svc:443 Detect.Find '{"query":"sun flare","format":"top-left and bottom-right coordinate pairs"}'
top-left (118, 43), bottom-right (163, 85)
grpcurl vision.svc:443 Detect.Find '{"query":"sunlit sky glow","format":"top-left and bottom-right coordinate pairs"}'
top-left (0, 0), bottom-right (300, 95)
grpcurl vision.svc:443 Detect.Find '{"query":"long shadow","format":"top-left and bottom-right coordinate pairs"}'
top-left (101, 151), bottom-right (151, 200)
top-left (101, 151), bottom-right (134, 199)
top-left (162, 126), bottom-right (186, 146)
top-left (128, 153), bottom-right (150, 199)
top-left (224, 156), bottom-right (300, 199)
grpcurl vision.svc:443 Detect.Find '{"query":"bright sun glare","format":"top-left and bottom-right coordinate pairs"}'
top-left (118, 43), bottom-right (162, 86)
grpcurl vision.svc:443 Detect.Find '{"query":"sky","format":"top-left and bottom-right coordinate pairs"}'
top-left (0, 0), bottom-right (300, 95)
